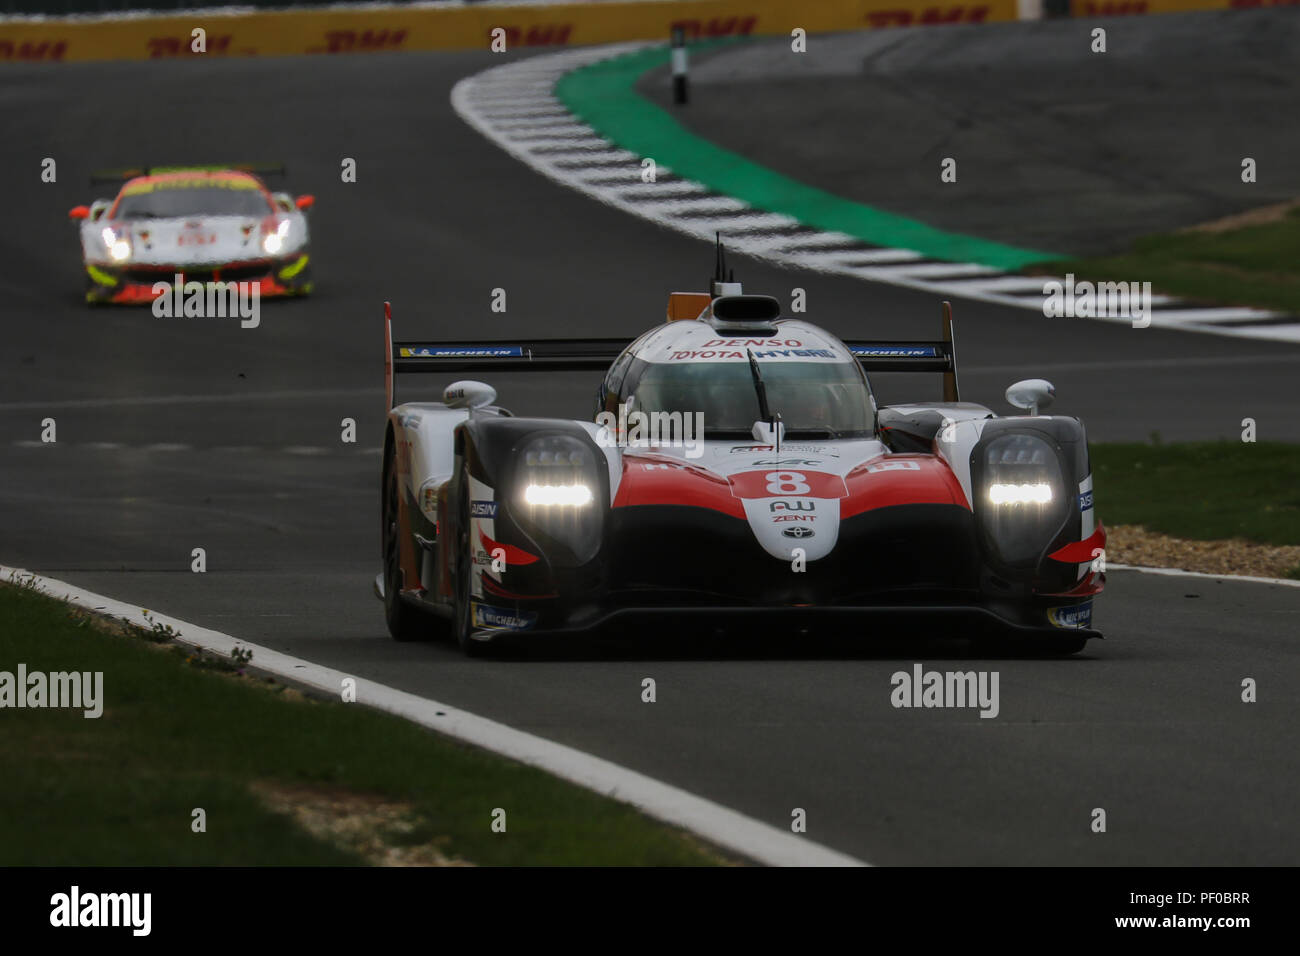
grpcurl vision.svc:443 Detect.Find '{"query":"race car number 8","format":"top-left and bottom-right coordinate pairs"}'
top-left (729, 469), bottom-right (847, 499)
top-left (765, 472), bottom-right (810, 495)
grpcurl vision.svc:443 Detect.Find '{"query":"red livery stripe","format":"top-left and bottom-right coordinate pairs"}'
top-left (478, 527), bottom-right (540, 566)
top-left (841, 455), bottom-right (969, 518)
top-left (1048, 522), bottom-right (1107, 564)
top-left (612, 454), bottom-right (745, 517)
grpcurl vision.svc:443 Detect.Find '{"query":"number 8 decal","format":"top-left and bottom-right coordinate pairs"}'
top-left (765, 472), bottom-right (810, 495)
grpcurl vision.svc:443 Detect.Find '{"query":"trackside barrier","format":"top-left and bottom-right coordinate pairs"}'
top-left (0, 0), bottom-right (1283, 63)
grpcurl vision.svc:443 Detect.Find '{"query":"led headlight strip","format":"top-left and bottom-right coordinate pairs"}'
top-left (988, 482), bottom-right (1054, 506)
top-left (977, 431), bottom-right (1069, 568)
top-left (524, 483), bottom-right (593, 507)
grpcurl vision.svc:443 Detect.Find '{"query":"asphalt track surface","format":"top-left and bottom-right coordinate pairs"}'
top-left (641, 10), bottom-right (1300, 257)
top-left (1, 40), bottom-right (1297, 864)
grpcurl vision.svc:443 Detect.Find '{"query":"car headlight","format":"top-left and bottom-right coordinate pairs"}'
top-left (988, 482), bottom-right (1053, 506)
top-left (514, 434), bottom-right (602, 564)
top-left (102, 227), bottom-right (131, 262)
top-left (524, 483), bottom-right (593, 507)
top-left (262, 220), bottom-right (290, 254)
top-left (977, 433), bottom-right (1068, 567)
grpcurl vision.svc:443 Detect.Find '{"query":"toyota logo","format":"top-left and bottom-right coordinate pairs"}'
top-left (782, 526), bottom-right (815, 539)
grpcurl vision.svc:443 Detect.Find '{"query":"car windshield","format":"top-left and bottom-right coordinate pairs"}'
top-left (627, 359), bottom-right (874, 438)
top-left (114, 184), bottom-right (271, 219)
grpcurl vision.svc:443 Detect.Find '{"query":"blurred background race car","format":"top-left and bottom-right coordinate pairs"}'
top-left (68, 164), bottom-right (314, 305)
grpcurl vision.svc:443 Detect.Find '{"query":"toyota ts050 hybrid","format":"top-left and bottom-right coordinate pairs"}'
top-left (377, 253), bottom-right (1106, 656)
top-left (68, 165), bottom-right (313, 304)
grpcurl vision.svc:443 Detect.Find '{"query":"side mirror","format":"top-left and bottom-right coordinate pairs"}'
top-left (295, 194), bottom-right (315, 211)
top-left (1005, 379), bottom-right (1055, 416)
top-left (69, 206), bottom-right (90, 220)
top-left (444, 380), bottom-right (497, 410)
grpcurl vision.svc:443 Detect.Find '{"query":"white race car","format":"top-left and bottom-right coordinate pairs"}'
top-left (69, 165), bottom-right (313, 304)
top-left (377, 248), bottom-right (1106, 656)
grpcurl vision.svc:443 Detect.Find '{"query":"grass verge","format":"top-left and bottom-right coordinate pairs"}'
top-left (1032, 204), bottom-right (1300, 314)
top-left (0, 578), bottom-right (726, 866)
top-left (1091, 441), bottom-right (1300, 578)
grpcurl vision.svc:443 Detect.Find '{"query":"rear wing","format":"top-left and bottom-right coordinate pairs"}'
top-left (383, 299), bottom-right (959, 409)
top-left (384, 302), bottom-right (626, 409)
top-left (845, 301), bottom-right (960, 401)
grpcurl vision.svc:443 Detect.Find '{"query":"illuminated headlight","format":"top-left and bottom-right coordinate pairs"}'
top-left (988, 482), bottom-right (1054, 506)
top-left (515, 433), bottom-right (603, 564)
top-left (262, 220), bottom-right (290, 254)
top-left (524, 483), bottom-right (593, 507)
top-left (102, 227), bottom-right (131, 262)
top-left (977, 433), bottom-right (1068, 567)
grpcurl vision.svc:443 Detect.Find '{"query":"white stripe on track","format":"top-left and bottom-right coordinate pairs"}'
top-left (828, 249), bottom-right (926, 265)
top-left (857, 262), bottom-right (1001, 279)
top-left (0, 565), bottom-right (868, 867)
top-left (1110, 564), bottom-right (1300, 589)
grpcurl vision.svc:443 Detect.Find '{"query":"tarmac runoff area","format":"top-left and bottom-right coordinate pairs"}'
top-left (639, 9), bottom-right (1300, 257)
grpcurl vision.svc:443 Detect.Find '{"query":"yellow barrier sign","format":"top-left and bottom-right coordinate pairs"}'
top-left (0, 0), bottom-right (1021, 63)
top-left (0, 0), bottom-right (1269, 64)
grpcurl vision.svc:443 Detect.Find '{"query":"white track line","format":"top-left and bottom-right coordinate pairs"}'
top-left (1109, 564), bottom-right (1300, 588)
top-left (451, 45), bottom-right (1299, 345)
top-left (0, 565), bottom-right (866, 867)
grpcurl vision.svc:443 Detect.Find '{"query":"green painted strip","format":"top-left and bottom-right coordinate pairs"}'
top-left (555, 45), bottom-right (1054, 271)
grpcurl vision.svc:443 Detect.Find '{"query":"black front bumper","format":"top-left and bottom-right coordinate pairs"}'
top-left (468, 503), bottom-right (1099, 643)
top-left (469, 602), bottom-right (1099, 640)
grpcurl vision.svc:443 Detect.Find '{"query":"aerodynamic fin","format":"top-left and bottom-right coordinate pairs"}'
top-left (843, 301), bottom-right (961, 401)
top-left (384, 302), bottom-right (622, 407)
top-left (382, 297), bottom-right (961, 405)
